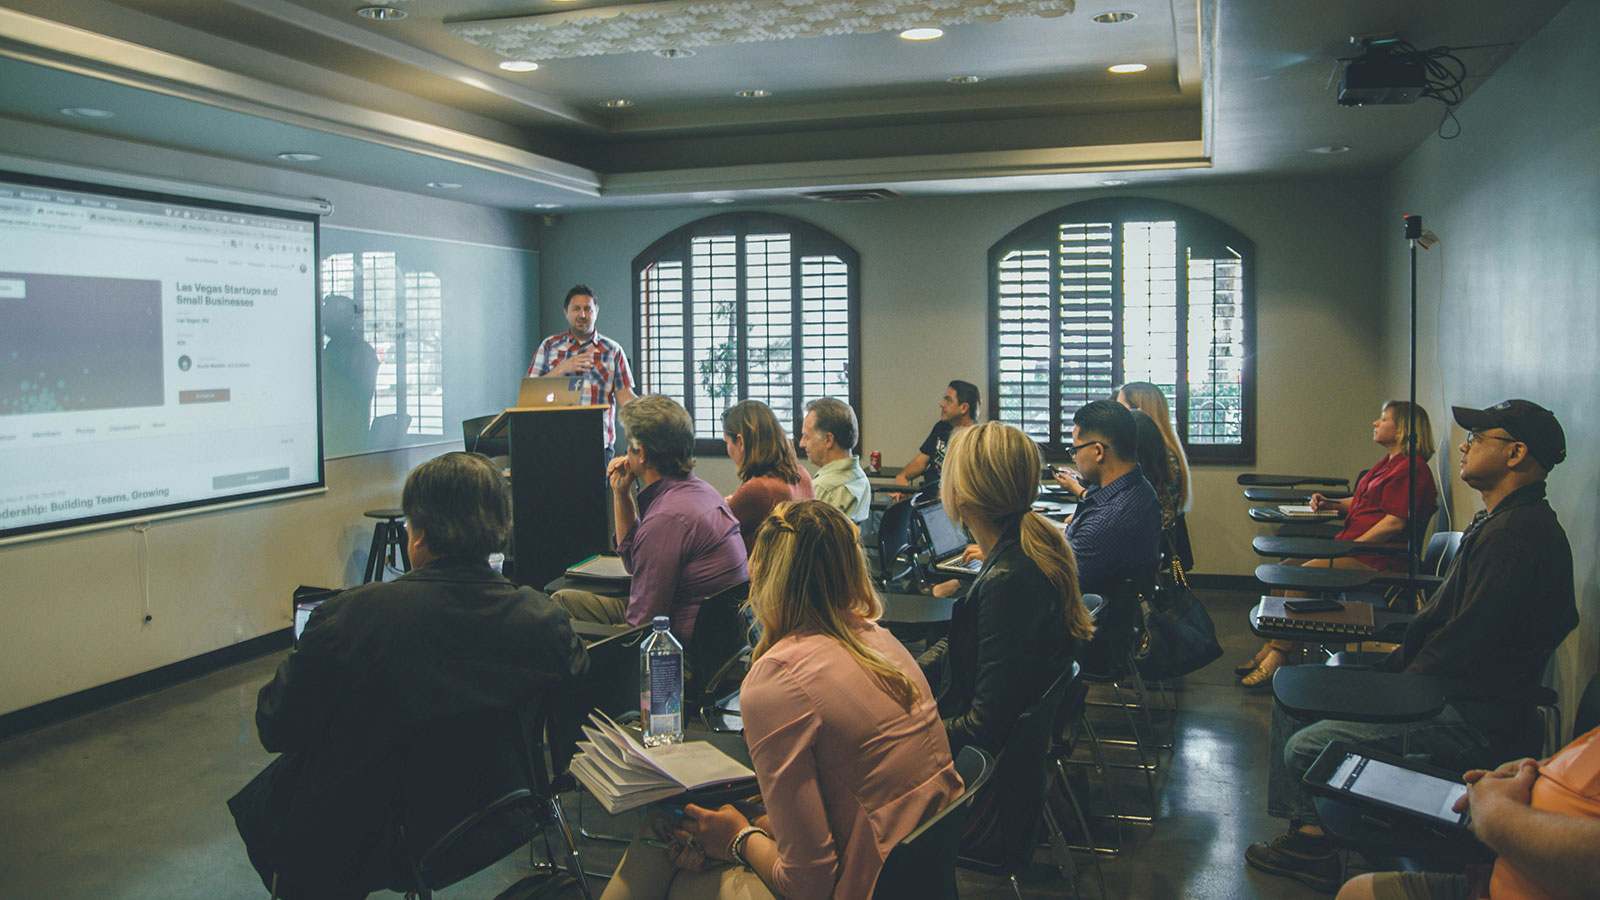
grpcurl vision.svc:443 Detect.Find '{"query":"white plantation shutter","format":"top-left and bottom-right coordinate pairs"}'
top-left (635, 214), bottom-right (860, 447)
top-left (989, 200), bottom-right (1255, 462)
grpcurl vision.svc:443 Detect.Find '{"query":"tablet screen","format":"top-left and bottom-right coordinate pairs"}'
top-left (1325, 753), bottom-right (1468, 824)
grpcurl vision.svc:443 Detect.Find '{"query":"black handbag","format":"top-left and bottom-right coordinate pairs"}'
top-left (1136, 555), bottom-right (1223, 680)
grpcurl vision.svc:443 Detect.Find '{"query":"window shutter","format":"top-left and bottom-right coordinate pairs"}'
top-left (402, 271), bottom-right (443, 436)
top-left (1058, 222), bottom-right (1115, 426)
top-left (994, 248), bottom-right (1053, 441)
top-left (745, 232), bottom-right (795, 430)
top-left (1119, 221), bottom-right (1180, 428)
top-left (799, 252), bottom-right (851, 419)
top-left (1184, 248), bottom-right (1247, 445)
top-left (639, 257), bottom-right (687, 401)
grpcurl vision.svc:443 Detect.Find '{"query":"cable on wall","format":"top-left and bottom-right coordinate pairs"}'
top-left (133, 521), bottom-right (152, 624)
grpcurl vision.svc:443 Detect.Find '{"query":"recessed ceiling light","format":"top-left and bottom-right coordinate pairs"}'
top-left (654, 48), bottom-right (695, 59)
top-left (355, 6), bottom-right (406, 20)
top-left (1099, 179), bottom-right (1130, 186)
top-left (735, 89), bottom-right (772, 99)
top-left (426, 182), bottom-right (463, 190)
top-left (1108, 63), bottom-right (1148, 74)
top-left (599, 99), bottom-right (634, 109)
top-left (59, 107), bottom-right (114, 119)
top-left (708, 198), bottom-right (735, 205)
top-left (900, 27), bottom-right (944, 41)
top-left (1092, 11), bottom-right (1138, 24)
top-left (276, 152), bottom-right (322, 162)
top-left (1308, 144), bottom-right (1351, 154)
top-left (498, 60), bottom-right (539, 72)
top-left (948, 75), bottom-right (986, 84)
top-left (534, 203), bottom-right (562, 209)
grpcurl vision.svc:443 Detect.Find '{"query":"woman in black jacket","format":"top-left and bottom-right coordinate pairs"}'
top-left (918, 421), bottom-right (1095, 755)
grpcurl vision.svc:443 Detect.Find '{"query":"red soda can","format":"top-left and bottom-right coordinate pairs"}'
top-left (870, 451), bottom-right (881, 473)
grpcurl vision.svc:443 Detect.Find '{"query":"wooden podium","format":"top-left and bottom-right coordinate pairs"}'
top-left (484, 406), bottom-right (610, 590)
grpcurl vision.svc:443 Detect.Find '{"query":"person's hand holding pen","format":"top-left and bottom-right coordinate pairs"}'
top-left (1308, 493), bottom-right (1348, 514)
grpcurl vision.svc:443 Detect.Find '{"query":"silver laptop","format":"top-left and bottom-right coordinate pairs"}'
top-left (917, 500), bottom-right (983, 576)
top-left (515, 375), bottom-right (587, 408)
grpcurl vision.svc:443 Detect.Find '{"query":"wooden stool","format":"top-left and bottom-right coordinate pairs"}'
top-left (362, 508), bottom-right (410, 584)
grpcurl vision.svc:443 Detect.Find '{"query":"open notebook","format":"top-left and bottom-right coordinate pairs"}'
top-left (569, 712), bottom-right (755, 814)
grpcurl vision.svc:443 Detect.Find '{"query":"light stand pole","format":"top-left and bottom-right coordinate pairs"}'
top-left (1403, 215), bottom-right (1422, 582)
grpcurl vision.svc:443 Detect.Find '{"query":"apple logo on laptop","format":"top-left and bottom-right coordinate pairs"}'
top-left (545, 392), bottom-right (556, 403)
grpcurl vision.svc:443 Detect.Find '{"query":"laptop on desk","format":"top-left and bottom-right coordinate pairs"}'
top-left (478, 375), bottom-right (592, 438)
top-left (916, 499), bottom-right (983, 577)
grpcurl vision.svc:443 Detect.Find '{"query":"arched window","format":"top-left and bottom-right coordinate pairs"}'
top-left (633, 213), bottom-right (861, 451)
top-left (989, 198), bottom-right (1256, 463)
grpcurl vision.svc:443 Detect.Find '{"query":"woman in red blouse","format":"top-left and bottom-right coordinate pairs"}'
top-left (1238, 401), bottom-right (1439, 687)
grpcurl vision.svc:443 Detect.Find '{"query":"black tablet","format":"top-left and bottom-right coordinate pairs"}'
top-left (1302, 741), bottom-right (1475, 838)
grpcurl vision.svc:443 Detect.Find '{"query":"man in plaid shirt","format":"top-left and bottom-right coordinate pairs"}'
top-left (528, 284), bottom-right (637, 457)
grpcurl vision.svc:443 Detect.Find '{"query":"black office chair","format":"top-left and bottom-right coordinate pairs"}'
top-left (873, 498), bottom-right (918, 588)
top-left (686, 581), bottom-right (752, 724)
top-left (871, 744), bottom-right (995, 900)
top-left (957, 666), bottom-right (1095, 900)
top-left (393, 698), bottom-right (591, 900)
top-left (462, 414), bottom-right (509, 459)
top-left (1078, 570), bottom-right (1163, 819)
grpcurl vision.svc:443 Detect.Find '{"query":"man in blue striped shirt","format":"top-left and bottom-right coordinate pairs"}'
top-left (1065, 400), bottom-right (1162, 674)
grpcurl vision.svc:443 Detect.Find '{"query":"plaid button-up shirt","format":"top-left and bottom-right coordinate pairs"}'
top-left (527, 330), bottom-right (636, 448)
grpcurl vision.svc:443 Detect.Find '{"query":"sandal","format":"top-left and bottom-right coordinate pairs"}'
top-left (1234, 644), bottom-right (1271, 678)
top-left (1235, 643), bottom-right (1286, 685)
top-left (1241, 648), bottom-right (1287, 689)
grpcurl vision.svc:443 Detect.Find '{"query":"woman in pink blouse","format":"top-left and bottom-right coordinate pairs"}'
top-left (721, 400), bottom-right (813, 553)
top-left (599, 500), bottom-right (963, 900)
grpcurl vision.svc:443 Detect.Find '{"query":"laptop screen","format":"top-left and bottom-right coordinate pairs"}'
top-left (918, 501), bottom-right (969, 559)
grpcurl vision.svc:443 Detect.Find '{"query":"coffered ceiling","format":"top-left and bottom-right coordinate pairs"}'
top-left (0, 0), bottom-right (1567, 209)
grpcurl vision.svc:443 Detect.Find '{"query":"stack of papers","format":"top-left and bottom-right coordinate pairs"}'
top-left (564, 554), bottom-right (632, 581)
top-left (569, 712), bottom-right (756, 814)
top-left (1278, 505), bottom-right (1340, 518)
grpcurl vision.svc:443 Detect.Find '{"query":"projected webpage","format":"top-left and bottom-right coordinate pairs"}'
top-left (0, 175), bottom-right (321, 538)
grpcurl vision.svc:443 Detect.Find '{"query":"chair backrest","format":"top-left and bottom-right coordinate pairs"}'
top-left (955, 667), bottom-right (1076, 875)
top-left (396, 701), bottom-right (544, 893)
top-left (875, 498), bottom-right (916, 584)
top-left (687, 581), bottom-right (752, 706)
top-left (1079, 569), bottom-right (1155, 678)
top-left (1427, 531), bottom-right (1464, 575)
top-left (1574, 672), bottom-right (1600, 737)
top-left (462, 414), bottom-right (509, 458)
top-left (871, 744), bottom-right (995, 900)
top-left (548, 623), bottom-right (653, 768)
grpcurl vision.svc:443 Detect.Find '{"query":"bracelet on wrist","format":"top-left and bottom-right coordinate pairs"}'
top-left (728, 825), bottom-right (770, 868)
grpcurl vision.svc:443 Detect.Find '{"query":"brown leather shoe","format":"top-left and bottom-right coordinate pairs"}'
top-left (1244, 831), bottom-right (1341, 893)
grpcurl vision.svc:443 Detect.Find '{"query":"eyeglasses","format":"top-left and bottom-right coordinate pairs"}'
top-left (1464, 431), bottom-right (1517, 448)
top-left (1065, 440), bottom-right (1104, 461)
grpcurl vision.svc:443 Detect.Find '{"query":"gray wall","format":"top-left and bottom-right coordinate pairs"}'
top-left (1378, 0), bottom-right (1599, 730)
top-left (0, 118), bottom-right (541, 716)
top-left (539, 180), bottom-right (1392, 577)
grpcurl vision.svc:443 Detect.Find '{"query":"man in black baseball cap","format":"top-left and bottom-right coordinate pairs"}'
top-left (1452, 399), bottom-right (1567, 473)
top-left (1246, 399), bottom-right (1577, 893)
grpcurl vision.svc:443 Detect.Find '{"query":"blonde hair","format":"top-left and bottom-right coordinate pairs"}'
top-left (940, 422), bottom-right (1095, 642)
top-left (1384, 400), bottom-right (1436, 462)
top-left (722, 400), bottom-right (804, 484)
top-left (747, 500), bottom-right (919, 713)
top-left (1118, 382), bottom-right (1192, 513)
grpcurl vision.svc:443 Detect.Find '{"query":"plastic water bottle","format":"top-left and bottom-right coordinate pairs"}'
top-left (640, 616), bottom-right (684, 747)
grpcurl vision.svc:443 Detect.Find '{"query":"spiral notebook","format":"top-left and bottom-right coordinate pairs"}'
top-left (1257, 596), bottom-right (1375, 636)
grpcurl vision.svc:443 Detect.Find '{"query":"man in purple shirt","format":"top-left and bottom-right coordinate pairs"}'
top-left (553, 394), bottom-right (747, 642)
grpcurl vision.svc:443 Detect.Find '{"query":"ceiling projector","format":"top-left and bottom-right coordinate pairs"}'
top-left (1338, 43), bottom-right (1427, 106)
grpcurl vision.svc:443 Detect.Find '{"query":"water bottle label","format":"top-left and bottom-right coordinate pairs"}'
top-left (649, 654), bottom-right (682, 732)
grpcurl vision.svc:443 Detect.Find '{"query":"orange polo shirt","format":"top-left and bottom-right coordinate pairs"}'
top-left (1488, 725), bottom-right (1600, 899)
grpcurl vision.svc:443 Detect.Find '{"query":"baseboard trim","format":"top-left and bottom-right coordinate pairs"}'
top-left (1189, 573), bottom-right (1262, 593)
top-left (0, 628), bottom-right (292, 742)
